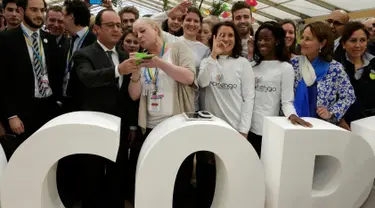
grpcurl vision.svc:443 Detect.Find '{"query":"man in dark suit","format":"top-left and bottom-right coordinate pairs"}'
top-left (0, 0), bottom-right (63, 156)
top-left (72, 9), bottom-right (138, 208)
top-left (61, 0), bottom-right (96, 112)
top-left (54, 1), bottom-right (97, 207)
top-left (45, 5), bottom-right (68, 53)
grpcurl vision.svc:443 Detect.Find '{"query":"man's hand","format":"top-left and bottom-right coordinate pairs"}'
top-left (9, 116), bottom-right (24, 135)
top-left (118, 58), bottom-right (140, 75)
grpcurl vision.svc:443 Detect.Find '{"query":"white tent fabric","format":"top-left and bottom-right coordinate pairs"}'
top-left (47, 0), bottom-right (375, 22)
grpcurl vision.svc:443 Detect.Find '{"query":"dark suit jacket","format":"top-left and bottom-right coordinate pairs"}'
top-left (0, 27), bottom-right (64, 119)
top-left (72, 41), bottom-right (138, 127)
top-left (333, 42), bottom-right (345, 63)
top-left (65, 30), bottom-right (96, 98)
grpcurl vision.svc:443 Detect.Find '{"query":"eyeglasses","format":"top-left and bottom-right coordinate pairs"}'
top-left (325, 19), bottom-right (344, 27)
top-left (102, 22), bottom-right (121, 29)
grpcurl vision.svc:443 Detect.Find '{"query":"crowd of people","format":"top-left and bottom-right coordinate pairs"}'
top-left (0, 0), bottom-right (375, 207)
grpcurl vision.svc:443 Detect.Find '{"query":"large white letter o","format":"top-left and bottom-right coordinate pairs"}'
top-left (135, 114), bottom-right (266, 208)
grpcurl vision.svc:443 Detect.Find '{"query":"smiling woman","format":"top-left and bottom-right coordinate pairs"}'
top-left (292, 22), bottom-right (355, 130)
top-left (198, 21), bottom-right (256, 206)
top-left (336, 22), bottom-right (375, 128)
top-left (130, 17), bottom-right (197, 208)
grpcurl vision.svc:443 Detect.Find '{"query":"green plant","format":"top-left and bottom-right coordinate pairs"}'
top-left (210, 0), bottom-right (229, 16)
top-left (163, 0), bottom-right (169, 11)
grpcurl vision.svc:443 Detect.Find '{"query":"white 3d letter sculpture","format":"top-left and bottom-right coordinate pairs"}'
top-left (261, 117), bottom-right (375, 208)
top-left (0, 112), bottom-right (375, 208)
top-left (0, 112), bottom-right (121, 208)
top-left (135, 114), bottom-right (266, 208)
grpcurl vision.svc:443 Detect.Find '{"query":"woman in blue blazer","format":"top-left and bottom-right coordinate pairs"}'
top-left (291, 22), bottom-right (356, 124)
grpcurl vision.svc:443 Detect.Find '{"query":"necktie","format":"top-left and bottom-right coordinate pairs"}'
top-left (63, 35), bottom-right (78, 96)
top-left (106, 51), bottom-right (119, 87)
top-left (32, 32), bottom-right (46, 97)
top-left (69, 34), bottom-right (78, 57)
top-left (106, 51), bottom-right (114, 66)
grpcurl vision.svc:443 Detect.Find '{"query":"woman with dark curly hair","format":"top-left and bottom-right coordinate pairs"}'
top-left (250, 21), bottom-right (310, 156)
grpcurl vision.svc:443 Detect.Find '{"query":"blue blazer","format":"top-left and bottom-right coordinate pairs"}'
top-left (291, 57), bottom-right (356, 121)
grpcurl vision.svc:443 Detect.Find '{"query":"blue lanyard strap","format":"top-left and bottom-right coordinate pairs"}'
top-left (22, 30), bottom-right (44, 68)
top-left (66, 27), bottom-right (90, 72)
top-left (144, 41), bottom-right (166, 91)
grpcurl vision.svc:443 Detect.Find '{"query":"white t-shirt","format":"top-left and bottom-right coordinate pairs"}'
top-left (199, 55), bottom-right (255, 134)
top-left (251, 60), bottom-right (296, 136)
top-left (141, 50), bottom-right (176, 129)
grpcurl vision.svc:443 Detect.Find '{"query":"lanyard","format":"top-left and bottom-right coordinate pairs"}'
top-left (22, 30), bottom-right (44, 68)
top-left (144, 41), bottom-right (166, 91)
top-left (66, 27), bottom-right (90, 72)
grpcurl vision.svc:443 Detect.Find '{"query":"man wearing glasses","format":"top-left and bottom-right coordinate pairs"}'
top-left (326, 10), bottom-right (350, 62)
top-left (326, 10), bottom-right (349, 50)
top-left (71, 8), bottom-right (138, 208)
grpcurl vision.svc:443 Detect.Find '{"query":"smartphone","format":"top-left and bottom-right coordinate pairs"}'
top-left (89, 0), bottom-right (102, 5)
top-left (183, 112), bottom-right (213, 121)
top-left (183, 112), bottom-right (200, 121)
top-left (135, 52), bottom-right (155, 59)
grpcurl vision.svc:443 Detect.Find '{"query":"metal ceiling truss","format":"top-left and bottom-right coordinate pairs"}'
top-left (305, 0), bottom-right (346, 12)
top-left (255, 0), bottom-right (311, 19)
top-left (254, 10), bottom-right (281, 21)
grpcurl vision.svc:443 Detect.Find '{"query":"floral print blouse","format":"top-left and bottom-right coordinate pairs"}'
top-left (291, 57), bottom-right (356, 121)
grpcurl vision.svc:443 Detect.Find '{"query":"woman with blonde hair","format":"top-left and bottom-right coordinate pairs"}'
top-left (130, 17), bottom-right (196, 207)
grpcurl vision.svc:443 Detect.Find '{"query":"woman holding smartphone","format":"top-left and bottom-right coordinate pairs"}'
top-left (130, 18), bottom-right (196, 207)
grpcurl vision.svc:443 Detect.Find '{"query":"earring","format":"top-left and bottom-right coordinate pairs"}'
top-left (319, 47), bottom-right (322, 53)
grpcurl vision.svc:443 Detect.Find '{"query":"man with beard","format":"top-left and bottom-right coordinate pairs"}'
top-left (0, 0), bottom-right (63, 157)
top-left (326, 10), bottom-right (350, 61)
top-left (231, 1), bottom-right (254, 60)
top-left (2, 0), bottom-right (22, 31)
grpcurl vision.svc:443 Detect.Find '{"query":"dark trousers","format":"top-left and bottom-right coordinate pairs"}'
top-left (247, 131), bottom-right (263, 157)
top-left (196, 151), bottom-right (216, 208)
top-left (128, 128), bottom-right (195, 208)
top-left (57, 122), bottom-right (129, 208)
top-left (56, 98), bottom-right (80, 208)
top-left (80, 124), bottom-right (129, 208)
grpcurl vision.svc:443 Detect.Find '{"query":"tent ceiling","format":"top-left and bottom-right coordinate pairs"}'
top-left (47, 0), bottom-right (375, 22)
